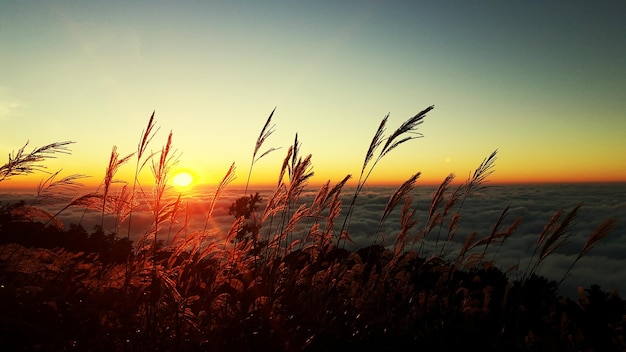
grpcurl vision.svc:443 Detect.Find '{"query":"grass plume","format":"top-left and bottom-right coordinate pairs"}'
top-left (245, 107), bottom-right (279, 196)
top-left (126, 111), bottom-right (159, 239)
top-left (0, 141), bottom-right (74, 183)
top-left (374, 172), bottom-right (420, 246)
top-left (341, 105), bottom-right (434, 244)
top-left (0, 106), bottom-right (621, 352)
top-left (558, 218), bottom-right (618, 287)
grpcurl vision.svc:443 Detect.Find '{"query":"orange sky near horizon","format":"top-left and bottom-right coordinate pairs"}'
top-left (1, 1), bottom-right (625, 192)
top-left (1, 139), bottom-right (624, 194)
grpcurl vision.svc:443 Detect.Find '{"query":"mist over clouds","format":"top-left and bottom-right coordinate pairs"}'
top-left (1, 183), bottom-right (624, 297)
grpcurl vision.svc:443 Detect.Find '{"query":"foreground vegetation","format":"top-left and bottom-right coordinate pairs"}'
top-left (0, 108), bottom-right (623, 351)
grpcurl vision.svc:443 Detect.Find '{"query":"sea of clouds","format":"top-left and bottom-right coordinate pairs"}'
top-left (2, 182), bottom-right (624, 298)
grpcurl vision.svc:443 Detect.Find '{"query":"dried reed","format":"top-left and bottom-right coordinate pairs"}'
top-left (522, 203), bottom-right (582, 283)
top-left (393, 195), bottom-right (418, 256)
top-left (35, 170), bottom-right (89, 202)
top-left (374, 172), bottom-right (420, 245)
top-left (126, 111), bottom-right (159, 240)
top-left (341, 106), bottom-right (434, 246)
top-left (102, 146), bottom-right (134, 227)
top-left (558, 218), bottom-right (617, 287)
top-left (0, 141), bottom-right (74, 183)
top-left (245, 108), bottom-right (279, 196)
top-left (4, 105), bottom-right (621, 351)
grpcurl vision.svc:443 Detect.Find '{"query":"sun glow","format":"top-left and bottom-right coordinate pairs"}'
top-left (172, 172), bottom-right (194, 188)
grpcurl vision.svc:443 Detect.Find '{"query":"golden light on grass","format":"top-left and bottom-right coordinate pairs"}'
top-left (172, 171), bottom-right (194, 188)
top-left (0, 107), bottom-right (621, 350)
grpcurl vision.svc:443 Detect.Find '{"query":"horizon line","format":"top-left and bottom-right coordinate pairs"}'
top-left (1, 179), bottom-right (625, 194)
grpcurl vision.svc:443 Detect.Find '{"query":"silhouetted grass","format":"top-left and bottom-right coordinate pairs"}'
top-left (0, 108), bottom-right (623, 351)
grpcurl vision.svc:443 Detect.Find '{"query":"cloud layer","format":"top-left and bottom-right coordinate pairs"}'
top-left (2, 182), bottom-right (624, 297)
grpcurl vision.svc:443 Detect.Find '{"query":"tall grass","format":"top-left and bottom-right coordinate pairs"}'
top-left (244, 107), bottom-right (279, 196)
top-left (0, 140), bottom-right (74, 183)
top-left (0, 107), bottom-right (621, 351)
top-left (126, 111), bottom-right (159, 240)
top-left (101, 146), bottom-right (134, 227)
top-left (340, 105), bottom-right (433, 246)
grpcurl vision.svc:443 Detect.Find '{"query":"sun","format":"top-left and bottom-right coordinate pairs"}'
top-left (172, 171), bottom-right (194, 188)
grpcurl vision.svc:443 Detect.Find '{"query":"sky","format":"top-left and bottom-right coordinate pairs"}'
top-left (1, 0), bottom-right (625, 189)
